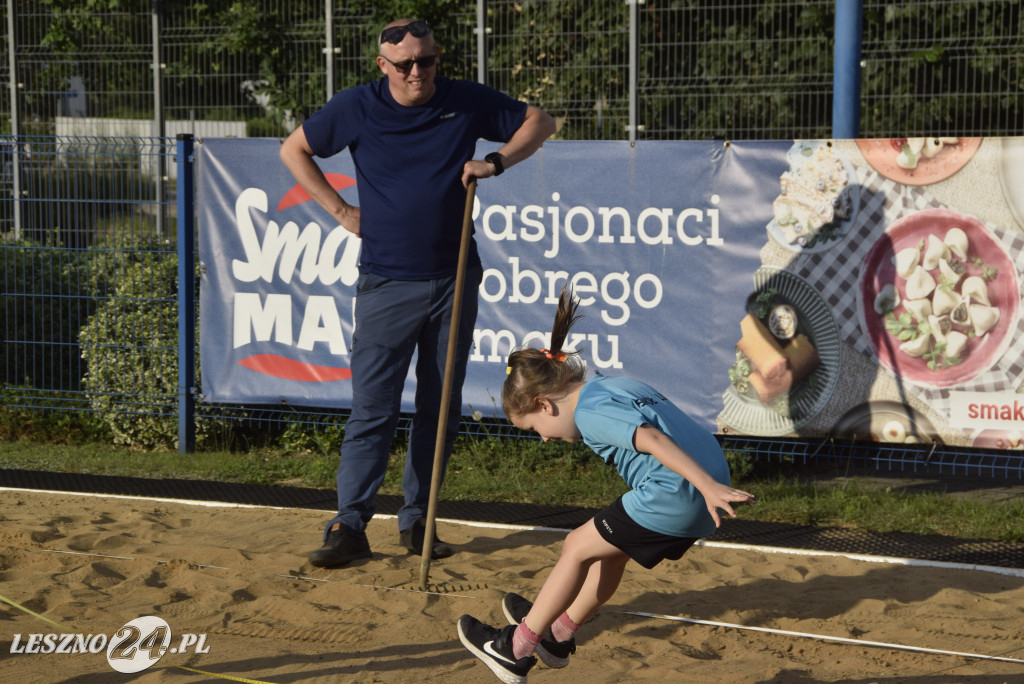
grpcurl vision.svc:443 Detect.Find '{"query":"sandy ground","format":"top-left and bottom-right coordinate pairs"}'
top-left (0, 489), bottom-right (1022, 684)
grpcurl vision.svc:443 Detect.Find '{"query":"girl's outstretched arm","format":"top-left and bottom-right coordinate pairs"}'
top-left (632, 424), bottom-right (756, 527)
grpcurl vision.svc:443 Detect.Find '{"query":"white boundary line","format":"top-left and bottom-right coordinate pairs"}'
top-left (0, 486), bottom-right (574, 532)
top-left (3, 486), bottom-right (1023, 578)
top-left (620, 611), bottom-right (1024, 665)
top-left (0, 486), bottom-right (294, 510)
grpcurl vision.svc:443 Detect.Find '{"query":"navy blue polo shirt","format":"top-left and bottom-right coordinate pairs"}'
top-left (302, 77), bottom-right (528, 280)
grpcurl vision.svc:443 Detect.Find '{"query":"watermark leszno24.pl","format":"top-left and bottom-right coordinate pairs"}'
top-left (10, 616), bottom-right (209, 674)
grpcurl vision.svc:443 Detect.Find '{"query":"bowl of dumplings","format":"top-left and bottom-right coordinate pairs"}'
top-left (858, 209), bottom-right (1019, 388)
top-left (970, 429), bottom-right (1024, 450)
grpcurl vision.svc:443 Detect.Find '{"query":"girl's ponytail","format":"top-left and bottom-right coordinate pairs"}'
top-left (502, 286), bottom-right (587, 418)
top-left (547, 287), bottom-right (583, 359)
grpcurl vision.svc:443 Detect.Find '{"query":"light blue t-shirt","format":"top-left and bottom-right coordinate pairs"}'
top-left (574, 374), bottom-right (730, 538)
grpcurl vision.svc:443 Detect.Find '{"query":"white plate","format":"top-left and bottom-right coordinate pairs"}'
top-left (831, 400), bottom-right (941, 444)
top-left (767, 140), bottom-right (861, 254)
top-left (719, 267), bottom-right (842, 436)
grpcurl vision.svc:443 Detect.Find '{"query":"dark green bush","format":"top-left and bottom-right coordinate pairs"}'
top-left (723, 446), bottom-right (756, 482)
top-left (0, 385), bottom-right (111, 443)
top-left (1, 237), bottom-right (94, 391)
top-left (83, 226), bottom-right (170, 298)
top-left (246, 116), bottom-right (288, 138)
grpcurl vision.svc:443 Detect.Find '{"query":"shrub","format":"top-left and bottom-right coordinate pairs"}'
top-left (79, 252), bottom-right (181, 448)
top-left (0, 385), bottom-right (111, 443)
top-left (78, 238), bottom-right (252, 450)
top-left (246, 116), bottom-right (288, 138)
top-left (723, 446), bottom-right (756, 482)
top-left (1, 237), bottom-right (94, 391)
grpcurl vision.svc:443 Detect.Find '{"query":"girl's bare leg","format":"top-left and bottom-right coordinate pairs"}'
top-left (566, 549), bottom-right (629, 624)
top-left (523, 519), bottom-right (628, 636)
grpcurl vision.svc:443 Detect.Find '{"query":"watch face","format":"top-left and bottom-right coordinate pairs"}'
top-left (486, 153), bottom-right (503, 174)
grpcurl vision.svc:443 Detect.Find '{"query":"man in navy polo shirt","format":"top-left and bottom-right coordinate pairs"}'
top-left (280, 18), bottom-right (556, 568)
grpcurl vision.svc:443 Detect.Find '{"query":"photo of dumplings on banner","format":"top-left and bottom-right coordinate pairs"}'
top-left (727, 135), bottom-right (1024, 449)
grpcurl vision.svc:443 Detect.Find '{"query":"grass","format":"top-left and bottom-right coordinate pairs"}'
top-left (736, 473), bottom-right (1024, 542)
top-left (2, 436), bottom-right (1022, 544)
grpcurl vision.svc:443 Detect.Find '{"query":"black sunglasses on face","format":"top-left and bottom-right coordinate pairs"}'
top-left (379, 20), bottom-right (431, 45)
top-left (380, 53), bottom-right (437, 74)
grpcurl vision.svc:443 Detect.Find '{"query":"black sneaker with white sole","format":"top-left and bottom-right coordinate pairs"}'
top-left (501, 592), bottom-right (576, 668)
top-left (457, 614), bottom-right (537, 684)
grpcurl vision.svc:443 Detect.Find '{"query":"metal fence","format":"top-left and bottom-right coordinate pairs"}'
top-left (2, 1), bottom-right (1022, 142)
top-left (4, 133), bottom-right (1023, 479)
top-left (3, 0), bottom-right (1024, 478)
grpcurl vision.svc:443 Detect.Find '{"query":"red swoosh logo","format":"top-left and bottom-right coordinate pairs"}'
top-left (239, 354), bottom-right (353, 382)
top-left (277, 174), bottom-right (357, 211)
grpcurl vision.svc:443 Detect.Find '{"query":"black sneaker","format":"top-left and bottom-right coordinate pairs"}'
top-left (457, 615), bottom-right (537, 684)
top-left (308, 524), bottom-right (372, 568)
top-left (399, 519), bottom-right (453, 559)
top-left (502, 592), bottom-right (576, 668)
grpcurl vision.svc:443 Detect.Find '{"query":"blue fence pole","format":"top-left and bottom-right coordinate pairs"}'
top-left (832, 0), bottom-right (863, 138)
top-left (176, 134), bottom-right (196, 453)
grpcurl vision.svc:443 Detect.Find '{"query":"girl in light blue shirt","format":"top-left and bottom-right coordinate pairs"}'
top-left (457, 287), bottom-right (755, 684)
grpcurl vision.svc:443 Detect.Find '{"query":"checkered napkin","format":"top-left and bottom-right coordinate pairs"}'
top-left (787, 166), bottom-right (1024, 419)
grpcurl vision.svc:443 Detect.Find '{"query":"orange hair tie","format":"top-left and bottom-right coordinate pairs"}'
top-left (541, 349), bottom-right (567, 362)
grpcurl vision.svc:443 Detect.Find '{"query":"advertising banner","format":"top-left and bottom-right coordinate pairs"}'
top-left (197, 136), bottom-right (1024, 452)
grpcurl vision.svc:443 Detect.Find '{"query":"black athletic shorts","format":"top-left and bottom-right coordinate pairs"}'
top-left (593, 496), bottom-right (699, 569)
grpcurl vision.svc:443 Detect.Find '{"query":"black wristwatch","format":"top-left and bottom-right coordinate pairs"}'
top-left (484, 152), bottom-right (505, 176)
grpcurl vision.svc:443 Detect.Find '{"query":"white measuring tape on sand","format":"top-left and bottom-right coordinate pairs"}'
top-left (695, 539), bottom-right (1024, 579)
top-left (620, 610), bottom-right (1024, 665)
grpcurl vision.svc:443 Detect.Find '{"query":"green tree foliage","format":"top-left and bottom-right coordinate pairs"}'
top-left (36, 0), bottom-right (152, 118)
top-left (16, 1), bottom-right (1022, 138)
top-left (159, 0), bottom-right (474, 130)
top-left (860, 2), bottom-right (1023, 134)
top-left (669, 4), bottom-right (834, 139)
top-left (161, 0), bottom-right (329, 127)
top-left (484, 0), bottom-right (630, 140)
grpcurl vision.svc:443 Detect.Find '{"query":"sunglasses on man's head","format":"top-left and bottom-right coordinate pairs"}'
top-left (379, 20), bottom-right (431, 45)
top-left (380, 53), bottom-right (437, 74)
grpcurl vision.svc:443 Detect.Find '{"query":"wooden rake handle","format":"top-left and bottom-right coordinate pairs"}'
top-left (419, 178), bottom-right (477, 590)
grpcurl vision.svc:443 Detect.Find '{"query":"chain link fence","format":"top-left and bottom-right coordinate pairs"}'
top-left (2, 1), bottom-right (1023, 469)
top-left (2, 1), bottom-right (1021, 142)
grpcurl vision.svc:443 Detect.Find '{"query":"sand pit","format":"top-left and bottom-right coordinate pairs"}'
top-left (1, 489), bottom-right (1022, 683)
